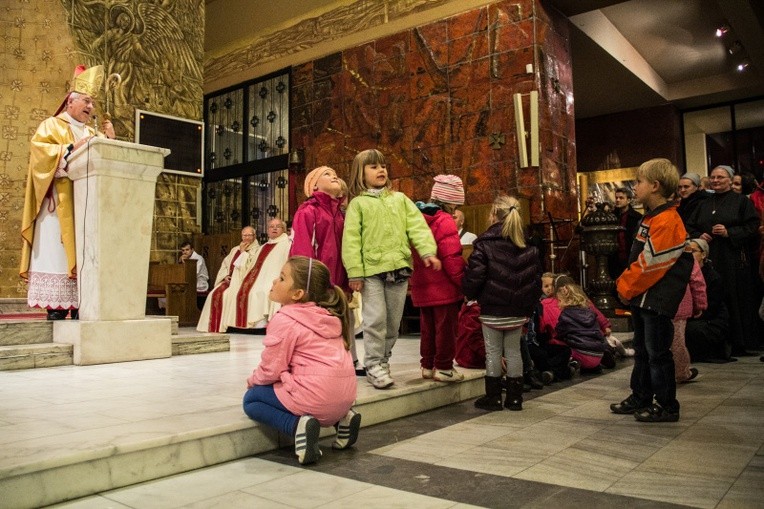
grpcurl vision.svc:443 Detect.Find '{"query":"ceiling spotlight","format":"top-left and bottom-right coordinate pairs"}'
top-left (737, 61), bottom-right (750, 72)
top-left (728, 41), bottom-right (743, 55)
top-left (715, 24), bottom-right (730, 37)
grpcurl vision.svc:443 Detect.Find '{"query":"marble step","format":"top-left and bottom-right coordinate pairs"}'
top-left (0, 298), bottom-right (33, 314)
top-left (0, 320), bottom-right (53, 346)
top-left (0, 316), bottom-right (179, 348)
top-left (0, 367), bottom-right (484, 509)
top-left (172, 331), bottom-right (230, 355)
top-left (0, 342), bottom-right (73, 370)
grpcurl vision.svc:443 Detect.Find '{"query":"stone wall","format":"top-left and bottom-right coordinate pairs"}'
top-left (290, 0), bottom-right (577, 224)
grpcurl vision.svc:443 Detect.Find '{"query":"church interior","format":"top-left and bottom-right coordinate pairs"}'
top-left (1, 0), bottom-right (763, 507)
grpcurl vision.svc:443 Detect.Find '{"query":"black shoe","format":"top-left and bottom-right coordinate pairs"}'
top-left (760, 356), bottom-right (764, 362)
top-left (541, 371), bottom-right (554, 385)
top-left (525, 370), bottom-right (544, 390)
top-left (474, 394), bottom-right (503, 411)
top-left (634, 403), bottom-right (679, 423)
top-left (70, 308), bottom-right (79, 320)
top-left (610, 395), bottom-right (650, 415)
top-left (46, 309), bottom-right (68, 320)
top-left (475, 376), bottom-right (503, 411)
top-left (679, 367), bottom-right (699, 383)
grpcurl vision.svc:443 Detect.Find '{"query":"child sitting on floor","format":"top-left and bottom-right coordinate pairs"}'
top-left (242, 256), bottom-right (360, 465)
top-left (554, 275), bottom-right (609, 372)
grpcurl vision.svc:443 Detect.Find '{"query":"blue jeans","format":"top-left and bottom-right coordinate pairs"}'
top-left (242, 385), bottom-right (298, 436)
top-left (629, 307), bottom-right (679, 412)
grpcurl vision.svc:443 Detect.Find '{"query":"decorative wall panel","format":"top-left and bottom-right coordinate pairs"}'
top-left (0, 1), bottom-right (206, 296)
top-left (290, 0), bottom-right (577, 229)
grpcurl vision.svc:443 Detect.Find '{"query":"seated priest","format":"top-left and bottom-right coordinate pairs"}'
top-left (197, 219), bottom-right (291, 332)
top-left (197, 226), bottom-right (258, 333)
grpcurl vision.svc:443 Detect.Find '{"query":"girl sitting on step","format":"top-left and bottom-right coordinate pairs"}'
top-left (243, 256), bottom-right (360, 465)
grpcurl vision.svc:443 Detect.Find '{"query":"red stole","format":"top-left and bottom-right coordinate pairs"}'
top-left (235, 243), bottom-right (276, 327)
top-left (208, 249), bottom-right (243, 332)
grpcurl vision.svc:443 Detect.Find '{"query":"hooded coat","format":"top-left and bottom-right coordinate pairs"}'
top-left (410, 203), bottom-right (464, 307)
top-left (246, 303), bottom-right (356, 426)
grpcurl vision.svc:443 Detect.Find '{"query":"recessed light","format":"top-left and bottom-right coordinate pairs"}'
top-left (737, 61), bottom-right (750, 72)
top-left (716, 24), bottom-right (730, 37)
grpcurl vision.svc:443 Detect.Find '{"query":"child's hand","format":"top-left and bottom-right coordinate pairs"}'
top-left (424, 256), bottom-right (442, 271)
top-left (349, 280), bottom-right (364, 292)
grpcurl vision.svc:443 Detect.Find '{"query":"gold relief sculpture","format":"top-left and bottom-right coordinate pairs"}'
top-left (61, 0), bottom-right (204, 138)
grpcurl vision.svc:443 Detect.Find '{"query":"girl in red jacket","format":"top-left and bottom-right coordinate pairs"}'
top-left (243, 256), bottom-right (360, 465)
top-left (411, 175), bottom-right (467, 381)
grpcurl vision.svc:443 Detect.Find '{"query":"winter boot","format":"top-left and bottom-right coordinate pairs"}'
top-left (474, 376), bottom-right (503, 411)
top-left (504, 377), bottom-right (524, 411)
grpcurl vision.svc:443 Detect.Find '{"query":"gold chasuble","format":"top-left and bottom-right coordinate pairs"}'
top-left (20, 114), bottom-right (96, 280)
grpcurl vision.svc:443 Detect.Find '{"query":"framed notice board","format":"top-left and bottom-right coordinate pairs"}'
top-left (135, 109), bottom-right (204, 177)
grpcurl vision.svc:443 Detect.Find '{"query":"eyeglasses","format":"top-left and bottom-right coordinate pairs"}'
top-left (709, 176), bottom-right (729, 180)
top-left (242, 234), bottom-right (255, 237)
top-left (689, 248), bottom-right (703, 253)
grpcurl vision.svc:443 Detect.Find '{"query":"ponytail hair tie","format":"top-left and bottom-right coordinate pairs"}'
top-left (509, 206), bottom-right (517, 212)
top-left (306, 258), bottom-right (313, 294)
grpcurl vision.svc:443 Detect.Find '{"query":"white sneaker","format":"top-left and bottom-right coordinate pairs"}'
top-left (366, 364), bottom-right (394, 389)
top-left (433, 368), bottom-right (464, 382)
top-left (421, 368), bottom-right (434, 379)
top-left (294, 415), bottom-right (321, 465)
top-left (332, 409), bottom-right (361, 450)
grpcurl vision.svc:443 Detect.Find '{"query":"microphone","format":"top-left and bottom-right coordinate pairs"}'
top-left (93, 114), bottom-right (99, 132)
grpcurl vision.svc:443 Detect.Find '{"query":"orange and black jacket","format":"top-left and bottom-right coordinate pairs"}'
top-left (616, 202), bottom-right (693, 317)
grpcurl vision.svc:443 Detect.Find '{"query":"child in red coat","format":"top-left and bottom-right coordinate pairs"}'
top-left (411, 175), bottom-right (466, 381)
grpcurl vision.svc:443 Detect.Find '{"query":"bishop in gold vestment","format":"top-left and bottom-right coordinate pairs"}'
top-left (20, 65), bottom-right (115, 320)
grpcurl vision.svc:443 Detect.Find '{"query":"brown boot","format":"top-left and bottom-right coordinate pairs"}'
top-left (504, 377), bottom-right (524, 411)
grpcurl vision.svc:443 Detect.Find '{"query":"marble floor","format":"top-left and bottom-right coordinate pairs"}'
top-left (2, 331), bottom-right (763, 508)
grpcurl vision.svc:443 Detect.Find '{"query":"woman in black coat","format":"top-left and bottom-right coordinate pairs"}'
top-left (686, 165), bottom-right (761, 354)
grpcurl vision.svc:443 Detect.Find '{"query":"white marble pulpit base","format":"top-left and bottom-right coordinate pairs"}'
top-left (53, 319), bottom-right (171, 365)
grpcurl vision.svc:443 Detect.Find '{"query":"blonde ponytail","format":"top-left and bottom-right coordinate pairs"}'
top-left (491, 195), bottom-right (526, 247)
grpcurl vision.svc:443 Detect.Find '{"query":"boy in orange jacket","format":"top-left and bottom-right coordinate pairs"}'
top-left (610, 159), bottom-right (694, 423)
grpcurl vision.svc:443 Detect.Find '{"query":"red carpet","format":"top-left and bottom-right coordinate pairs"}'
top-left (0, 313), bottom-right (48, 320)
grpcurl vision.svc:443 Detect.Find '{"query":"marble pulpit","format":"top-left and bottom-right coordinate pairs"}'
top-left (53, 137), bottom-right (172, 365)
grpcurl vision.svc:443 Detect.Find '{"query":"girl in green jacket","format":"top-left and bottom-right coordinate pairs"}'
top-left (342, 149), bottom-right (441, 389)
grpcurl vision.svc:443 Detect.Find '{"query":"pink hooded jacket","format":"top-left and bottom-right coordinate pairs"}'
top-left (290, 192), bottom-right (349, 291)
top-left (674, 260), bottom-right (707, 320)
top-left (247, 302), bottom-right (356, 426)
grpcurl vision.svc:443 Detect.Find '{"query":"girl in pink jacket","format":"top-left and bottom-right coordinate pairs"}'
top-left (243, 256), bottom-right (360, 465)
top-left (672, 259), bottom-right (707, 383)
top-left (290, 167), bottom-right (364, 373)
